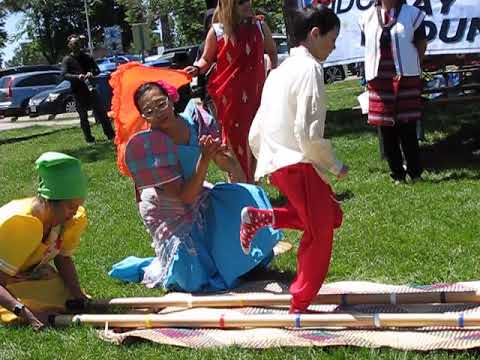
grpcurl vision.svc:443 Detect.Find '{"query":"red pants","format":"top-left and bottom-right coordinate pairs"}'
top-left (270, 163), bottom-right (343, 311)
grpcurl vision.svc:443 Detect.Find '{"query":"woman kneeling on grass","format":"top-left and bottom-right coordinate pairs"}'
top-left (0, 152), bottom-right (89, 330)
top-left (109, 81), bottom-right (282, 292)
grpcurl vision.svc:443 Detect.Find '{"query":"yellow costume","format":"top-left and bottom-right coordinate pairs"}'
top-left (0, 197), bottom-right (87, 323)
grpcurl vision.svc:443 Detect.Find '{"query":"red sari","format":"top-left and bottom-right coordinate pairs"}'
top-left (208, 18), bottom-right (265, 183)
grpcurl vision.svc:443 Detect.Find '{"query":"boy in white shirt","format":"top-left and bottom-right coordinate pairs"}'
top-left (239, 6), bottom-right (348, 313)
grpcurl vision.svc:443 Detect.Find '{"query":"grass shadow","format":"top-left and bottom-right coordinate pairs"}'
top-left (0, 128), bottom-right (71, 145)
top-left (270, 194), bottom-right (287, 207)
top-left (326, 109), bottom-right (374, 138)
top-left (58, 141), bottom-right (116, 164)
top-left (242, 266), bottom-right (296, 285)
top-left (336, 190), bottom-right (355, 202)
top-left (421, 122), bottom-right (480, 173)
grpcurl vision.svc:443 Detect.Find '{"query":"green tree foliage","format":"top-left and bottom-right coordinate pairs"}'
top-left (0, 6), bottom-right (7, 50)
top-left (5, 40), bottom-right (47, 67)
top-left (0, 5), bottom-right (7, 67)
top-left (150, 0), bottom-right (206, 47)
top-left (115, 0), bottom-right (146, 24)
top-left (146, 0), bottom-right (284, 47)
top-left (254, 0), bottom-right (285, 34)
top-left (89, 0), bottom-right (133, 53)
top-left (3, 0), bottom-right (85, 63)
top-left (3, 0), bottom-right (132, 64)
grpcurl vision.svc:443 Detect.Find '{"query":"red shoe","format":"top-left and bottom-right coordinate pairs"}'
top-left (239, 207), bottom-right (273, 255)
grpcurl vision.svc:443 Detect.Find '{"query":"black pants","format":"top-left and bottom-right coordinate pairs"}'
top-left (380, 121), bottom-right (422, 181)
top-left (75, 89), bottom-right (114, 142)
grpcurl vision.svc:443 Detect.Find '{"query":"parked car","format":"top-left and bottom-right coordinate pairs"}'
top-left (0, 64), bottom-right (60, 80)
top-left (163, 46), bottom-right (199, 68)
top-left (96, 55), bottom-right (140, 73)
top-left (272, 34), bottom-right (289, 65)
top-left (27, 74), bottom-right (113, 118)
top-left (324, 64), bottom-right (348, 84)
top-left (144, 53), bottom-right (174, 68)
top-left (0, 70), bottom-right (62, 118)
top-left (27, 80), bottom-right (77, 117)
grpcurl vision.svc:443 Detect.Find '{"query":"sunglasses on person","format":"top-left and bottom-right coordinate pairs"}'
top-left (141, 98), bottom-right (170, 119)
top-left (237, 0), bottom-right (250, 6)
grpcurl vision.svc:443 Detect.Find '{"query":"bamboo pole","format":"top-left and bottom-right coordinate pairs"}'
top-left (53, 312), bottom-right (480, 329)
top-left (66, 290), bottom-right (480, 311)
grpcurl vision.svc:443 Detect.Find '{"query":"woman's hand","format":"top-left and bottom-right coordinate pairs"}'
top-left (23, 308), bottom-right (57, 331)
top-left (199, 135), bottom-right (223, 162)
top-left (184, 66), bottom-right (200, 77)
top-left (213, 147), bottom-right (235, 170)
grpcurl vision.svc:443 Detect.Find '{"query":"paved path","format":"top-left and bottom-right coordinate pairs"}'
top-left (0, 113), bottom-right (95, 132)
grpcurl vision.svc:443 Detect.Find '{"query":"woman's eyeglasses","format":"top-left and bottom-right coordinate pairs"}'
top-left (141, 99), bottom-right (169, 119)
top-left (237, 0), bottom-right (250, 5)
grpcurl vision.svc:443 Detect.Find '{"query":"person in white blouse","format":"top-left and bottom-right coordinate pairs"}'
top-left (238, 5), bottom-right (348, 314)
top-left (360, 0), bottom-right (427, 183)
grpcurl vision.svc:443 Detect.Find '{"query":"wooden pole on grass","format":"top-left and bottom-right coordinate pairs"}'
top-left (53, 312), bottom-right (480, 329)
top-left (67, 290), bottom-right (480, 311)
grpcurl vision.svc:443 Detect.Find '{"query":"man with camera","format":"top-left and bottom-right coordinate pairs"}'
top-left (61, 35), bottom-right (115, 143)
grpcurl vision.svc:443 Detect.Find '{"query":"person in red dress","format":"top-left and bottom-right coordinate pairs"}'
top-left (185, 0), bottom-right (278, 183)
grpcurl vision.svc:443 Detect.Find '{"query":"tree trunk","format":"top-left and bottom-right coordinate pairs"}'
top-left (160, 14), bottom-right (173, 48)
top-left (42, 11), bottom-right (57, 64)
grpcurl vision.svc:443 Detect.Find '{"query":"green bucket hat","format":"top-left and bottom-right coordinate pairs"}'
top-left (35, 152), bottom-right (87, 200)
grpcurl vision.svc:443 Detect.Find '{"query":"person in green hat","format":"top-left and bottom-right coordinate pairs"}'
top-left (0, 152), bottom-right (89, 330)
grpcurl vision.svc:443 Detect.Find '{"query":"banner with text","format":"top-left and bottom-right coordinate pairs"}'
top-left (319, 0), bottom-right (480, 65)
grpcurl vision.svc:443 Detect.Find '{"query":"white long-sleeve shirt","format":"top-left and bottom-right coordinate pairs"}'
top-left (249, 46), bottom-right (344, 182)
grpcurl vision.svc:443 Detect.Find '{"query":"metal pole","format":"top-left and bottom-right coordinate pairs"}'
top-left (83, 0), bottom-right (94, 55)
top-left (139, 25), bottom-right (145, 63)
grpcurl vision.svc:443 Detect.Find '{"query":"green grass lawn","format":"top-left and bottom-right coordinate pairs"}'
top-left (1, 80), bottom-right (480, 359)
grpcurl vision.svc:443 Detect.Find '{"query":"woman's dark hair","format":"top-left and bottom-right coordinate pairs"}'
top-left (133, 82), bottom-right (169, 113)
top-left (291, 6), bottom-right (340, 45)
top-left (34, 195), bottom-right (62, 212)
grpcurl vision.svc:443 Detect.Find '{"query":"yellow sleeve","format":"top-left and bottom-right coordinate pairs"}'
top-left (0, 214), bottom-right (43, 276)
top-left (59, 206), bottom-right (88, 257)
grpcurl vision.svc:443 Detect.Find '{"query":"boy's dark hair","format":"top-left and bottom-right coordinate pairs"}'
top-left (291, 6), bottom-right (340, 45)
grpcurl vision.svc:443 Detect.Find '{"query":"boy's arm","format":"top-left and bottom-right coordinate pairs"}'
top-left (293, 66), bottom-right (344, 176)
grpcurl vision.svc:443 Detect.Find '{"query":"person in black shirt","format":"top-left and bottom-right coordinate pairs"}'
top-left (61, 35), bottom-right (115, 143)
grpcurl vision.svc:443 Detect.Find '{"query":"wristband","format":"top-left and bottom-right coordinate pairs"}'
top-left (13, 303), bottom-right (25, 316)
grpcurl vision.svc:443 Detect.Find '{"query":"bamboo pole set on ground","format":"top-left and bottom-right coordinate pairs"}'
top-left (53, 312), bottom-right (480, 329)
top-left (66, 290), bottom-right (480, 312)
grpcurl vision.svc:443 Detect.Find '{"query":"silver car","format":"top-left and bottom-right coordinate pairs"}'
top-left (0, 70), bottom-right (61, 119)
